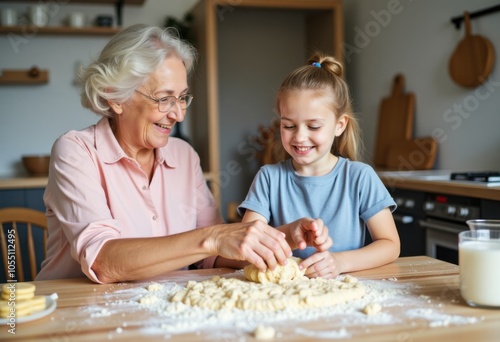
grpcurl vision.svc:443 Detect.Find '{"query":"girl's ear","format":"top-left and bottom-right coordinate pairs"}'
top-left (335, 114), bottom-right (348, 137)
top-left (108, 100), bottom-right (123, 115)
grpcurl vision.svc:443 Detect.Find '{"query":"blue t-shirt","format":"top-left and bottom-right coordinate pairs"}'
top-left (238, 157), bottom-right (396, 259)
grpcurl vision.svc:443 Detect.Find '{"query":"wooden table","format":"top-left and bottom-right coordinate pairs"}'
top-left (1, 256), bottom-right (499, 341)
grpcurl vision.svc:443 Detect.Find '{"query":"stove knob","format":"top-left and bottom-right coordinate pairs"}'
top-left (424, 201), bottom-right (435, 212)
top-left (395, 197), bottom-right (404, 206)
top-left (447, 206), bottom-right (457, 215)
top-left (459, 207), bottom-right (470, 217)
top-left (405, 199), bottom-right (415, 209)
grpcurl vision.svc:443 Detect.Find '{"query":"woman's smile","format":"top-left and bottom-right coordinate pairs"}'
top-left (153, 122), bottom-right (172, 133)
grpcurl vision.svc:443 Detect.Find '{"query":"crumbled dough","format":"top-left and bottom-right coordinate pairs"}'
top-left (363, 302), bottom-right (382, 315)
top-left (343, 275), bottom-right (358, 284)
top-left (254, 324), bottom-right (275, 340)
top-left (169, 274), bottom-right (365, 311)
top-left (146, 283), bottom-right (163, 291)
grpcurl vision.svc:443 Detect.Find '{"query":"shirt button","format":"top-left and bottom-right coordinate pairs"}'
top-left (152, 215), bottom-right (157, 221)
top-left (142, 186), bottom-right (147, 190)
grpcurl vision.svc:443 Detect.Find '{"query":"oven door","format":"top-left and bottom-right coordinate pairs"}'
top-left (419, 219), bottom-right (468, 264)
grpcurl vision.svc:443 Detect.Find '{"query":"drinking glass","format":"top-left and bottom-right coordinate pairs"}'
top-left (459, 220), bottom-right (500, 308)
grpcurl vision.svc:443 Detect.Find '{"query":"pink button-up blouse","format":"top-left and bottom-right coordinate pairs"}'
top-left (36, 117), bottom-right (223, 283)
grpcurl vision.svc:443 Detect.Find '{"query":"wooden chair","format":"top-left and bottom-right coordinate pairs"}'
top-left (0, 207), bottom-right (48, 282)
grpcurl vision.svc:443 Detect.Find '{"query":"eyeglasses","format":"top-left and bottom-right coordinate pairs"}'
top-left (134, 90), bottom-right (194, 112)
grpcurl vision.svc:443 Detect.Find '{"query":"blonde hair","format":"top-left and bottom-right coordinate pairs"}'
top-left (276, 53), bottom-right (362, 161)
top-left (78, 24), bottom-right (197, 117)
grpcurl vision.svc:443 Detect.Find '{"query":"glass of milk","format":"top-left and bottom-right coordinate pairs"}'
top-left (459, 219), bottom-right (500, 308)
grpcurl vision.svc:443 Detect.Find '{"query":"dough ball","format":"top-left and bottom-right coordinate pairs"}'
top-left (363, 302), bottom-right (382, 315)
top-left (244, 257), bottom-right (306, 284)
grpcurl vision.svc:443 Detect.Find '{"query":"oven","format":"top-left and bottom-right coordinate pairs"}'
top-left (379, 188), bottom-right (426, 257)
top-left (420, 194), bottom-right (481, 264)
top-left (380, 170), bottom-right (500, 265)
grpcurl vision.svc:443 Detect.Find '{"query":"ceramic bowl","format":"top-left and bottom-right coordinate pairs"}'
top-left (22, 155), bottom-right (50, 176)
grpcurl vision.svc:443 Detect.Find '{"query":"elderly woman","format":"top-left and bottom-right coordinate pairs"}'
top-left (36, 24), bottom-right (329, 284)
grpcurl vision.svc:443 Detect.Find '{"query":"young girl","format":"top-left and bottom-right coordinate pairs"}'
top-left (237, 53), bottom-right (400, 279)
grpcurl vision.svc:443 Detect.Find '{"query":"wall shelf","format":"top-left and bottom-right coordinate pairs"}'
top-left (0, 0), bottom-right (146, 34)
top-left (0, 25), bottom-right (120, 36)
top-left (0, 0), bottom-right (144, 4)
top-left (0, 68), bottom-right (48, 85)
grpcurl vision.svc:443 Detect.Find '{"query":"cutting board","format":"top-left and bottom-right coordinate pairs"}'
top-left (385, 137), bottom-right (437, 170)
top-left (374, 74), bottom-right (414, 168)
top-left (448, 11), bottom-right (495, 88)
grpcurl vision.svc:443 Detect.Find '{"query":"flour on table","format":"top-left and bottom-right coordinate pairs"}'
top-left (139, 294), bottom-right (160, 305)
top-left (77, 272), bottom-right (481, 340)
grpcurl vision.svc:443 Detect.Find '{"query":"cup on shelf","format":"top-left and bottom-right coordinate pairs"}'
top-left (69, 12), bottom-right (85, 28)
top-left (459, 219), bottom-right (500, 308)
top-left (1, 8), bottom-right (17, 27)
top-left (29, 5), bottom-right (49, 27)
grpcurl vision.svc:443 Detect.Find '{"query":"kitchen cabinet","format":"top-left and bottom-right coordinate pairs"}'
top-left (0, 179), bottom-right (46, 216)
top-left (189, 0), bottom-right (343, 207)
top-left (0, 187), bottom-right (45, 211)
top-left (0, 0), bottom-right (145, 36)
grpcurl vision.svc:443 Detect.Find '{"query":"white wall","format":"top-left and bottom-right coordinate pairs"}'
top-left (0, 0), bottom-right (197, 177)
top-left (343, 0), bottom-right (500, 171)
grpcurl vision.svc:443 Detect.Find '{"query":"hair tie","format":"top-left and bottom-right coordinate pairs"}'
top-left (312, 62), bottom-right (321, 68)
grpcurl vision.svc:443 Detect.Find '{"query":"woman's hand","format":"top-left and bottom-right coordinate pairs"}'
top-left (210, 220), bottom-right (292, 272)
top-left (287, 217), bottom-right (332, 251)
top-left (300, 251), bottom-right (340, 279)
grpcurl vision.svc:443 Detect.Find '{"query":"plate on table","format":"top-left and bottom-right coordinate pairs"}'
top-left (0, 295), bottom-right (57, 324)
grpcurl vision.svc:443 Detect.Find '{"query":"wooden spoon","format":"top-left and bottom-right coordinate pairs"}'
top-left (448, 11), bottom-right (495, 88)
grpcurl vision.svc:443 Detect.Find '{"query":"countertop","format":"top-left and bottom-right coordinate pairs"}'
top-left (0, 177), bottom-right (47, 190)
top-left (377, 170), bottom-right (500, 201)
top-left (1, 256), bottom-right (499, 341)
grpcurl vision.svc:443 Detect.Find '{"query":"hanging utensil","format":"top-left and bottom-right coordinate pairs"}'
top-left (448, 11), bottom-right (495, 88)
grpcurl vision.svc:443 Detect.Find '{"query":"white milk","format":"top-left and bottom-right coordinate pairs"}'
top-left (459, 240), bottom-right (500, 307)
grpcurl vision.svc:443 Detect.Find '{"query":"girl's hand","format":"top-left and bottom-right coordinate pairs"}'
top-left (300, 251), bottom-right (341, 279)
top-left (289, 218), bottom-right (332, 251)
